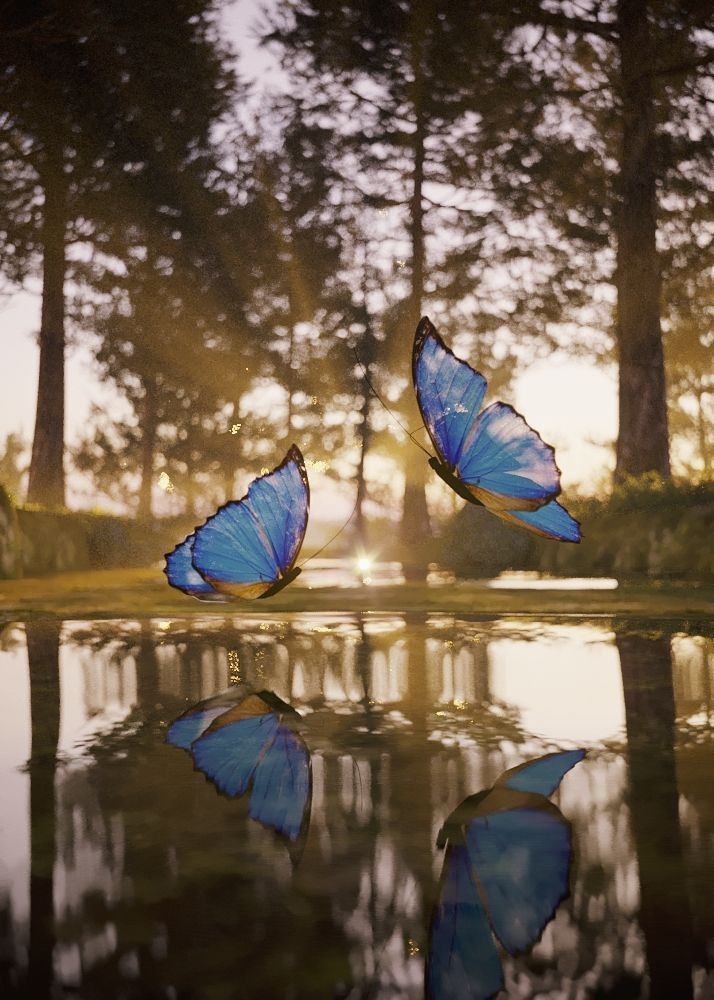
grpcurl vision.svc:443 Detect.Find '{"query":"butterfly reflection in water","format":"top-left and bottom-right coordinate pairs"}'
top-left (413, 318), bottom-right (581, 543)
top-left (426, 749), bottom-right (585, 1000)
top-left (164, 444), bottom-right (310, 601)
top-left (167, 687), bottom-right (312, 858)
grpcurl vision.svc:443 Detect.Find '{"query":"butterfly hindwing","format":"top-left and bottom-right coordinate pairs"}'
top-left (492, 499), bottom-right (582, 543)
top-left (164, 533), bottom-right (228, 601)
top-left (190, 445), bottom-right (309, 599)
top-left (497, 748), bottom-right (586, 796)
top-left (165, 686), bottom-right (254, 751)
top-left (426, 842), bottom-right (504, 1000)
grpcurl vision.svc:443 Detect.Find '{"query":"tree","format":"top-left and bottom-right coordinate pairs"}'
top-left (0, 0), bottom-right (235, 507)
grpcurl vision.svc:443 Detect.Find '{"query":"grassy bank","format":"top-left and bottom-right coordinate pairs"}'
top-left (1, 566), bottom-right (712, 625)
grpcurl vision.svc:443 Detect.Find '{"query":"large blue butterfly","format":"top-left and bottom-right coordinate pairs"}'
top-left (426, 749), bottom-right (585, 1000)
top-left (164, 444), bottom-right (310, 600)
top-left (413, 318), bottom-right (581, 543)
top-left (167, 688), bottom-right (312, 851)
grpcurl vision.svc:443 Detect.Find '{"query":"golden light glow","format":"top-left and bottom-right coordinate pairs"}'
top-left (157, 471), bottom-right (174, 493)
top-left (356, 555), bottom-right (373, 573)
top-left (230, 423), bottom-right (242, 434)
top-left (306, 457), bottom-right (329, 472)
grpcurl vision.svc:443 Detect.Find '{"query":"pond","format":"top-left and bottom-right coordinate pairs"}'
top-left (0, 613), bottom-right (712, 998)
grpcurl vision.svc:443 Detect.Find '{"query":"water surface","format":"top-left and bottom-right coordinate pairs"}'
top-left (0, 613), bottom-right (712, 998)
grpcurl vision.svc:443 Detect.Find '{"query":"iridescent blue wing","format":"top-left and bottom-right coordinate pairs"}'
top-left (249, 725), bottom-right (312, 842)
top-left (167, 704), bottom-right (234, 751)
top-left (457, 402), bottom-right (561, 511)
top-left (166, 686), bottom-right (252, 751)
top-left (191, 445), bottom-right (309, 599)
top-left (465, 806), bottom-right (573, 955)
top-left (413, 316), bottom-right (488, 469)
top-left (496, 749), bottom-right (586, 796)
top-left (495, 499), bottom-right (582, 543)
top-left (426, 843), bottom-right (504, 1000)
top-left (413, 318), bottom-right (561, 513)
top-left (191, 697), bottom-right (280, 797)
top-left (163, 533), bottom-right (228, 601)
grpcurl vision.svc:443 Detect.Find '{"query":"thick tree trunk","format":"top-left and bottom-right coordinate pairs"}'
top-left (400, 70), bottom-right (431, 578)
top-left (137, 377), bottom-right (158, 520)
top-left (614, 0), bottom-right (670, 480)
top-left (26, 622), bottom-right (61, 997)
top-left (27, 138), bottom-right (67, 507)
top-left (617, 632), bottom-right (693, 999)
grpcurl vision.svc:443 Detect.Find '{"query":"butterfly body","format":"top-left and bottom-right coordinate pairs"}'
top-left (413, 317), bottom-right (581, 543)
top-left (164, 445), bottom-right (310, 601)
top-left (427, 749), bottom-right (585, 1000)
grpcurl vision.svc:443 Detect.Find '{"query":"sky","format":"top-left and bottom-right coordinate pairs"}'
top-left (0, 0), bottom-right (618, 508)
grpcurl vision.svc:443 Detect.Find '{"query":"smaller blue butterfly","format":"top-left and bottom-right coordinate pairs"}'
top-left (413, 318), bottom-right (581, 543)
top-left (164, 444), bottom-right (310, 600)
top-left (426, 749), bottom-right (585, 1000)
top-left (167, 688), bottom-right (312, 853)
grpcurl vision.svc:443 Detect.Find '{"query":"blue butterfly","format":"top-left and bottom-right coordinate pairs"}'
top-left (167, 688), bottom-right (312, 852)
top-left (426, 749), bottom-right (585, 1000)
top-left (164, 444), bottom-right (310, 600)
top-left (413, 318), bottom-right (581, 543)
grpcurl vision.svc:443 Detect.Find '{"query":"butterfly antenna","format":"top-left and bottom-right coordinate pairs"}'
top-left (300, 493), bottom-right (360, 567)
top-left (353, 348), bottom-right (432, 458)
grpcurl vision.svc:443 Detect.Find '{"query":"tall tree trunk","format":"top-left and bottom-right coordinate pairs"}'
top-left (614, 0), bottom-right (670, 480)
top-left (400, 25), bottom-right (431, 579)
top-left (27, 137), bottom-right (67, 507)
top-left (617, 632), bottom-right (693, 999)
top-left (137, 377), bottom-right (158, 520)
top-left (26, 621), bottom-right (61, 997)
top-left (695, 388), bottom-right (710, 475)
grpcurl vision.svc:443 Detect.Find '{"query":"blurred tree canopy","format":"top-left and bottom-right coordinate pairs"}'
top-left (0, 0), bottom-right (711, 537)
top-left (0, 0), bottom-right (236, 507)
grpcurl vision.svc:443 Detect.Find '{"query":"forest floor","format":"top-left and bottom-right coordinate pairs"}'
top-left (0, 566), bottom-right (712, 627)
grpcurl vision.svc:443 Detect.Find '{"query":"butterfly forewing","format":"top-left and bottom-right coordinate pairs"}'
top-left (190, 445), bottom-right (309, 599)
top-left (427, 842), bottom-right (504, 1000)
top-left (413, 317), bottom-right (488, 470)
top-left (466, 806), bottom-right (573, 955)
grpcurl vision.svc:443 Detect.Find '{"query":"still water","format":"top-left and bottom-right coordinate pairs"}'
top-left (0, 614), bottom-right (712, 998)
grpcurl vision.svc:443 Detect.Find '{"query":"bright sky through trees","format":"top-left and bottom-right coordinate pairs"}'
top-left (0, 0), bottom-right (622, 507)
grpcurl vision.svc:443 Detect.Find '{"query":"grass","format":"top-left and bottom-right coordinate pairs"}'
top-left (1, 566), bottom-right (713, 625)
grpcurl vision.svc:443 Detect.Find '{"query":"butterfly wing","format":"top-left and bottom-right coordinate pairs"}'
top-left (426, 842), bottom-right (504, 1000)
top-left (191, 445), bottom-right (309, 599)
top-left (493, 499), bottom-right (582, 543)
top-left (166, 686), bottom-right (252, 750)
top-left (465, 804), bottom-right (573, 956)
top-left (413, 318), bottom-right (561, 513)
top-left (190, 694), bottom-right (281, 796)
top-left (413, 316), bottom-right (488, 468)
top-left (164, 533), bottom-right (228, 601)
top-left (249, 724), bottom-right (312, 842)
top-left (496, 749), bottom-right (586, 797)
top-left (457, 402), bottom-right (562, 511)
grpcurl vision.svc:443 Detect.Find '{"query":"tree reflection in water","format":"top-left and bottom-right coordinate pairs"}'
top-left (0, 615), bottom-right (710, 997)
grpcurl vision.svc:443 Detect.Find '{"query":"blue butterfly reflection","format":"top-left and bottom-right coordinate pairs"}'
top-left (167, 688), bottom-right (312, 858)
top-left (164, 444), bottom-right (310, 601)
top-left (413, 318), bottom-right (581, 543)
top-left (426, 749), bottom-right (585, 1000)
